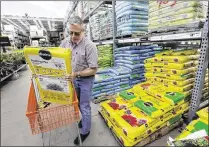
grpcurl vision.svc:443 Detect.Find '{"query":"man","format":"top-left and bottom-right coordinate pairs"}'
top-left (60, 16), bottom-right (98, 145)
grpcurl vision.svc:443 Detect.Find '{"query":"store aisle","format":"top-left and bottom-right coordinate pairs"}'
top-left (1, 69), bottom-right (179, 146)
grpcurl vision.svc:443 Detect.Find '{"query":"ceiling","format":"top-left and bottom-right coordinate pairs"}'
top-left (1, 15), bottom-right (64, 33)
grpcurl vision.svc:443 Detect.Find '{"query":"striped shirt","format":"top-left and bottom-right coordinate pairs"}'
top-left (60, 37), bottom-right (98, 72)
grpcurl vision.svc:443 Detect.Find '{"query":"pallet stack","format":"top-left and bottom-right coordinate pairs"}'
top-left (97, 44), bottom-right (113, 68)
top-left (148, 1), bottom-right (208, 33)
top-left (92, 66), bottom-right (131, 99)
top-left (144, 49), bottom-right (200, 98)
top-left (114, 45), bottom-right (158, 87)
top-left (99, 80), bottom-right (189, 146)
top-left (169, 107), bottom-right (208, 146)
top-left (98, 49), bottom-right (208, 146)
top-left (99, 10), bottom-right (113, 40)
top-left (116, 1), bottom-right (148, 37)
top-left (89, 12), bottom-right (105, 40)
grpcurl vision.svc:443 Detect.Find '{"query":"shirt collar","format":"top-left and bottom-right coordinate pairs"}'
top-left (69, 37), bottom-right (84, 46)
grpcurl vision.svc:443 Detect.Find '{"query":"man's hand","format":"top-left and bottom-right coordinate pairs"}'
top-left (65, 72), bottom-right (77, 81)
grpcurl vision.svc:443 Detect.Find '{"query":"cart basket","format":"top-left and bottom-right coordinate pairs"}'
top-left (26, 82), bottom-right (80, 135)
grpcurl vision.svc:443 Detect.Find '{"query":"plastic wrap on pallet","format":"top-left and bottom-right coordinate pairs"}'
top-left (148, 1), bottom-right (208, 33)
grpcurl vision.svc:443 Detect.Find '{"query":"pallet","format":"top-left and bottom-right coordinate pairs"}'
top-left (98, 111), bottom-right (183, 147)
top-left (92, 94), bottom-right (117, 104)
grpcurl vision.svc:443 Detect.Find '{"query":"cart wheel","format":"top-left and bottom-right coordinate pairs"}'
top-left (12, 73), bottom-right (19, 80)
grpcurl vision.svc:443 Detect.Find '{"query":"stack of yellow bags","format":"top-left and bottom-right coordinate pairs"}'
top-left (176, 107), bottom-right (208, 140)
top-left (24, 47), bottom-right (74, 105)
top-left (144, 49), bottom-right (200, 98)
top-left (99, 80), bottom-right (189, 146)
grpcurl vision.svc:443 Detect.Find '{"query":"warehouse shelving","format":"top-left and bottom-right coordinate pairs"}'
top-left (65, 0), bottom-right (208, 126)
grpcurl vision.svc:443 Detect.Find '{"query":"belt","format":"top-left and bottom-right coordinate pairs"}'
top-left (76, 75), bottom-right (95, 79)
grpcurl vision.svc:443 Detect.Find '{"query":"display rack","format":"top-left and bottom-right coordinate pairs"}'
top-left (65, 1), bottom-right (209, 123)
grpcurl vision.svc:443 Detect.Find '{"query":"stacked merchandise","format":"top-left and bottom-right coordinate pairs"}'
top-left (99, 81), bottom-right (190, 146)
top-left (89, 12), bottom-right (105, 40)
top-left (97, 44), bottom-right (113, 68)
top-left (92, 66), bottom-right (132, 99)
top-left (148, 1), bottom-right (208, 33)
top-left (116, 1), bottom-right (149, 36)
top-left (100, 10), bottom-right (113, 40)
top-left (168, 107), bottom-right (208, 146)
top-left (83, 1), bottom-right (99, 16)
top-left (144, 49), bottom-right (200, 98)
top-left (114, 45), bottom-right (157, 87)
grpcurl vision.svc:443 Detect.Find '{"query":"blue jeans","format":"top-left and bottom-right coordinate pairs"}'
top-left (73, 77), bottom-right (94, 135)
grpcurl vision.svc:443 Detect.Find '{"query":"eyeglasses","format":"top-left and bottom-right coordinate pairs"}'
top-left (69, 31), bottom-right (82, 36)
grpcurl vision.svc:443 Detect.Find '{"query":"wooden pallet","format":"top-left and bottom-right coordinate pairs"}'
top-left (98, 111), bottom-right (183, 147)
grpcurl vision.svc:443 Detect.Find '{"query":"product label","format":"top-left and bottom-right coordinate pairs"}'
top-left (28, 55), bottom-right (66, 70)
top-left (38, 76), bottom-right (69, 93)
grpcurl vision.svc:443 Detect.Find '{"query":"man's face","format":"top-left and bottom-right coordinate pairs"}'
top-left (69, 24), bottom-right (84, 43)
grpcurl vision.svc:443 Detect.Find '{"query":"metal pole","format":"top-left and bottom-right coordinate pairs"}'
top-left (112, 0), bottom-right (117, 66)
top-left (188, 9), bottom-right (208, 122)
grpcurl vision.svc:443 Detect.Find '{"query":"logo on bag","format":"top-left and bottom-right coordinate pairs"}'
top-left (39, 50), bottom-right (52, 60)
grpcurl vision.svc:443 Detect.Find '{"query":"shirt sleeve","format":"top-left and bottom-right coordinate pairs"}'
top-left (59, 39), bottom-right (66, 48)
top-left (85, 43), bottom-right (98, 68)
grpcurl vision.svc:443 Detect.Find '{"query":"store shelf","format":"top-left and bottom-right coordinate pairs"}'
top-left (0, 64), bottom-right (27, 82)
top-left (149, 31), bottom-right (202, 41)
top-left (93, 31), bottom-right (202, 44)
top-left (94, 40), bottom-right (113, 45)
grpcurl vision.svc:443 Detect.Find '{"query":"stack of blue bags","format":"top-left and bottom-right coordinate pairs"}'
top-left (91, 45), bottom-right (163, 99)
top-left (116, 1), bottom-right (149, 36)
top-left (92, 67), bottom-right (132, 98)
top-left (114, 45), bottom-right (158, 87)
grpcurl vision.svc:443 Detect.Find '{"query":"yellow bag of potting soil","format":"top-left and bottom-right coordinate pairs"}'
top-left (163, 84), bottom-right (193, 93)
top-left (163, 61), bottom-right (198, 69)
top-left (145, 72), bottom-right (166, 79)
top-left (145, 67), bottom-right (165, 73)
top-left (35, 76), bottom-right (74, 104)
top-left (145, 62), bottom-right (164, 68)
top-left (165, 72), bottom-right (195, 80)
top-left (196, 107), bottom-right (208, 122)
top-left (185, 118), bottom-right (209, 134)
top-left (162, 55), bottom-right (199, 63)
top-left (99, 97), bottom-right (133, 120)
top-left (163, 78), bottom-right (195, 87)
top-left (24, 47), bottom-right (72, 76)
top-left (119, 89), bottom-right (141, 103)
top-left (133, 97), bottom-right (172, 118)
top-left (132, 82), bottom-right (155, 95)
top-left (144, 57), bottom-right (163, 63)
top-left (145, 85), bottom-right (186, 105)
top-left (165, 67), bottom-right (197, 75)
top-left (155, 50), bottom-right (173, 57)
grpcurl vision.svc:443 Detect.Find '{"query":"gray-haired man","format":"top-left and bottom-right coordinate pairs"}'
top-left (60, 16), bottom-right (98, 145)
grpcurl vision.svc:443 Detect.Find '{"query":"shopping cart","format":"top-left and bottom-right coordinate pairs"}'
top-left (26, 79), bottom-right (82, 146)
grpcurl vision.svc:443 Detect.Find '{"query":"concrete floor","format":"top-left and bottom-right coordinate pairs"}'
top-left (1, 69), bottom-right (181, 146)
